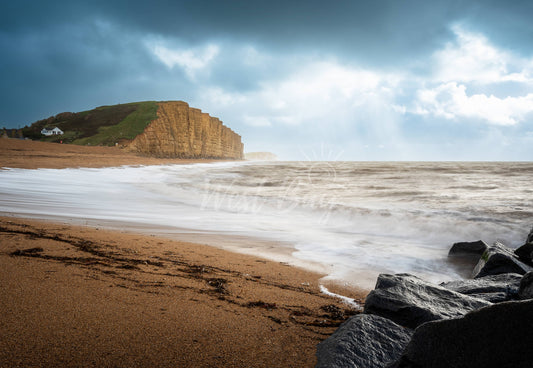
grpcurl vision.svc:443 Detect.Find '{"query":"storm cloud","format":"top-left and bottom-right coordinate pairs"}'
top-left (1, 0), bottom-right (532, 159)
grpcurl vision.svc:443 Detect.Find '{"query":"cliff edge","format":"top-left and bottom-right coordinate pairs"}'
top-left (127, 101), bottom-right (244, 159)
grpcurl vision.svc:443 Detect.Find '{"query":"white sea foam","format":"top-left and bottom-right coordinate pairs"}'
top-left (319, 286), bottom-right (361, 309)
top-left (1, 161), bottom-right (531, 289)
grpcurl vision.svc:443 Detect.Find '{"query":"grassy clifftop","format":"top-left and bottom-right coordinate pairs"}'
top-left (22, 101), bottom-right (158, 146)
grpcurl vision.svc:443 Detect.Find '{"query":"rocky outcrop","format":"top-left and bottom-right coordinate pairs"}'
top-left (515, 242), bottom-right (533, 265)
top-left (363, 273), bottom-right (491, 329)
top-left (514, 228), bottom-right (533, 265)
top-left (390, 300), bottom-right (533, 368)
top-left (127, 101), bottom-right (243, 159)
top-left (448, 240), bottom-right (488, 257)
top-left (472, 242), bottom-right (533, 278)
top-left (317, 228), bottom-right (533, 367)
top-left (518, 271), bottom-right (533, 299)
top-left (440, 273), bottom-right (522, 296)
top-left (316, 314), bottom-right (412, 368)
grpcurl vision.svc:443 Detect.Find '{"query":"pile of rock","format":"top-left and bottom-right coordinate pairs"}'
top-left (316, 227), bottom-right (533, 368)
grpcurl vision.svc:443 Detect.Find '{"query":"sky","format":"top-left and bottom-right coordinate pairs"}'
top-left (1, 0), bottom-right (533, 160)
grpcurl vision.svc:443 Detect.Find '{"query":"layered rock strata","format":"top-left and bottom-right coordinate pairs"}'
top-left (127, 101), bottom-right (243, 159)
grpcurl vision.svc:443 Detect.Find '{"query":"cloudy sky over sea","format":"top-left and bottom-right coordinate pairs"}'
top-left (1, 0), bottom-right (532, 160)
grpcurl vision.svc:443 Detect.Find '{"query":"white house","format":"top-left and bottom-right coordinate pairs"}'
top-left (41, 127), bottom-right (64, 136)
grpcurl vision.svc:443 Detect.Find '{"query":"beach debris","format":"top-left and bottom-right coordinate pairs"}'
top-left (117, 264), bottom-right (139, 270)
top-left (10, 247), bottom-right (44, 256)
top-left (206, 278), bottom-right (228, 294)
top-left (268, 316), bottom-right (283, 324)
top-left (320, 305), bottom-right (346, 320)
top-left (245, 301), bottom-right (277, 310)
top-left (185, 264), bottom-right (212, 274)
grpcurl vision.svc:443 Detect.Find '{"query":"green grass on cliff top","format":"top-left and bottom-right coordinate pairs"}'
top-left (22, 101), bottom-right (158, 146)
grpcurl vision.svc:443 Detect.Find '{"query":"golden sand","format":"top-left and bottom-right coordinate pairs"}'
top-left (0, 139), bottom-right (365, 367)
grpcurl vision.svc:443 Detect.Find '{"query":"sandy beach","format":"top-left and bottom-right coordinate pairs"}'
top-left (0, 139), bottom-right (365, 367)
top-left (0, 138), bottom-right (225, 169)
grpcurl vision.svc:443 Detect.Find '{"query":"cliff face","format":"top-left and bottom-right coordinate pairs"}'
top-left (127, 101), bottom-right (243, 159)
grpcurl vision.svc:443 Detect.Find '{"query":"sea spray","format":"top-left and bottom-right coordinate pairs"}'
top-left (1, 161), bottom-right (531, 289)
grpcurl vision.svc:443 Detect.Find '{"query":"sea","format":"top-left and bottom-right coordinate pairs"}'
top-left (1, 161), bottom-right (531, 290)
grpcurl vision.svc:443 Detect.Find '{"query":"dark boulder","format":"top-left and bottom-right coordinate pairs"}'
top-left (440, 273), bottom-right (521, 302)
top-left (514, 242), bottom-right (533, 266)
top-left (447, 240), bottom-right (489, 276)
top-left (527, 227), bottom-right (533, 243)
top-left (472, 242), bottom-right (533, 278)
top-left (389, 300), bottom-right (533, 368)
top-left (364, 274), bottom-right (491, 329)
top-left (316, 313), bottom-right (412, 368)
top-left (467, 292), bottom-right (509, 303)
top-left (518, 271), bottom-right (533, 300)
top-left (448, 240), bottom-right (488, 257)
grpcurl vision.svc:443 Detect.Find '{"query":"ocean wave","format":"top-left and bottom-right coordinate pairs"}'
top-left (1, 161), bottom-right (531, 289)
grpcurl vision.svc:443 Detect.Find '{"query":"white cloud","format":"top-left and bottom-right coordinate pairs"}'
top-left (409, 25), bottom-right (533, 126)
top-left (243, 115), bottom-right (272, 127)
top-left (203, 87), bottom-right (246, 107)
top-left (193, 60), bottom-right (414, 158)
top-left (414, 82), bottom-right (533, 125)
top-left (242, 61), bottom-right (400, 127)
top-left (433, 24), bottom-right (532, 84)
top-left (147, 42), bottom-right (219, 79)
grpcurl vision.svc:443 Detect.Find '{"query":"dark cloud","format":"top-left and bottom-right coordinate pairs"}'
top-left (1, 0), bottom-right (532, 161)
top-left (4, 1), bottom-right (532, 63)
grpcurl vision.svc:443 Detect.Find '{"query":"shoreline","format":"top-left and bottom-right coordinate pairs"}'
top-left (0, 139), bottom-right (369, 366)
top-left (0, 139), bottom-right (370, 294)
top-left (0, 138), bottom-right (237, 169)
top-left (0, 216), bottom-right (366, 367)
top-left (0, 211), bottom-right (339, 284)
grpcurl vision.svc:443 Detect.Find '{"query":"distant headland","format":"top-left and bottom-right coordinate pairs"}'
top-left (244, 152), bottom-right (278, 161)
top-left (20, 101), bottom-right (244, 160)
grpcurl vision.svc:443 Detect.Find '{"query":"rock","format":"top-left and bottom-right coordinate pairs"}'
top-left (467, 292), bottom-right (509, 303)
top-left (390, 300), bottom-right (533, 368)
top-left (364, 274), bottom-right (491, 329)
top-left (514, 227), bottom-right (533, 266)
top-left (440, 273), bottom-right (521, 302)
top-left (472, 242), bottom-right (533, 278)
top-left (316, 314), bottom-right (412, 368)
top-left (514, 242), bottom-right (533, 266)
top-left (127, 101), bottom-right (244, 159)
top-left (518, 271), bottom-right (533, 300)
top-left (448, 240), bottom-right (488, 257)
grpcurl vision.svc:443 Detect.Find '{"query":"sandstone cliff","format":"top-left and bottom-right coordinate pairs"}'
top-left (127, 101), bottom-right (243, 159)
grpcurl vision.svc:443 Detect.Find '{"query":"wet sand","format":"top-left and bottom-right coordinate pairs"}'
top-left (0, 217), bottom-right (364, 367)
top-left (0, 139), bottom-right (366, 367)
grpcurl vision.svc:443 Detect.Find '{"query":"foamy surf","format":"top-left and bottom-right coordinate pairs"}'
top-left (0, 161), bottom-right (531, 289)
